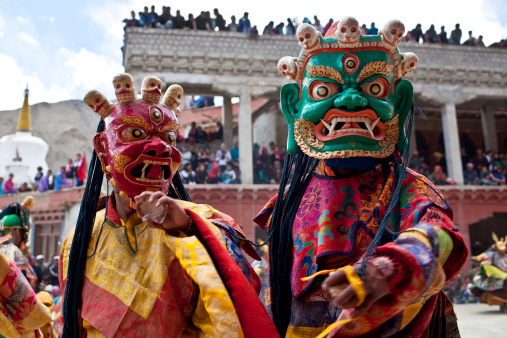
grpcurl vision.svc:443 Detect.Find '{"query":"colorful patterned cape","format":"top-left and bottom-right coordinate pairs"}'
top-left (0, 253), bottom-right (52, 337)
top-left (255, 164), bottom-right (467, 337)
top-left (59, 197), bottom-right (277, 337)
top-left (0, 241), bottom-right (37, 287)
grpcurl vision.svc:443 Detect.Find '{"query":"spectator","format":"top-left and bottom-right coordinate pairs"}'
top-left (184, 13), bottom-right (197, 31)
top-left (475, 35), bottom-right (485, 47)
top-left (409, 150), bottom-right (422, 171)
top-left (273, 22), bottom-right (284, 35)
top-left (195, 164), bottom-right (208, 184)
top-left (238, 12), bottom-right (251, 33)
top-left (479, 166), bottom-right (493, 185)
top-left (74, 153), bottom-right (85, 186)
top-left (230, 139), bottom-right (239, 167)
top-left (367, 22), bottom-right (378, 35)
top-left (411, 23), bottom-right (423, 43)
top-left (148, 5), bottom-right (159, 27)
top-left (270, 160), bottom-right (283, 184)
top-left (215, 143), bottom-right (232, 171)
top-left (180, 145), bottom-right (192, 167)
top-left (302, 17), bottom-right (311, 24)
top-left (189, 144), bottom-right (198, 170)
top-left (263, 21), bottom-right (274, 35)
top-left (210, 121), bottom-right (223, 141)
top-left (180, 163), bottom-right (196, 184)
top-left (464, 163), bottom-right (479, 185)
top-left (214, 8), bottom-right (226, 31)
top-left (34, 166), bottom-right (43, 186)
top-left (439, 26), bottom-right (448, 43)
top-left (313, 16), bottom-right (324, 34)
top-left (424, 24), bottom-right (440, 43)
top-left (34, 255), bottom-right (44, 292)
top-left (155, 6), bottom-right (173, 29)
top-left (0, 177), bottom-right (3, 195)
top-left (196, 126), bottom-right (209, 143)
top-left (361, 24), bottom-right (367, 35)
top-left (139, 6), bottom-right (150, 27)
top-left (228, 15), bottom-right (239, 32)
top-left (187, 121), bottom-right (198, 143)
top-left (222, 163), bottom-right (237, 184)
top-left (123, 10), bottom-right (140, 28)
top-left (428, 165), bottom-right (448, 185)
top-left (196, 11), bottom-right (212, 31)
top-left (449, 24), bottom-right (462, 44)
top-left (197, 146), bottom-right (208, 166)
top-left (54, 166), bottom-right (70, 191)
top-left (249, 25), bottom-right (259, 39)
top-left (286, 18), bottom-right (296, 35)
top-left (53, 285), bottom-right (61, 304)
top-left (463, 31), bottom-right (475, 45)
top-left (204, 146), bottom-right (214, 163)
top-left (461, 148), bottom-right (470, 170)
top-left (65, 158), bottom-right (74, 179)
top-left (173, 10), bottom-right (185, 29)
top-left (490, 166), bottom-right (506, 185)
top-left (48, 256), bottom-right (59, 286)
top-left (4, 173), bottom-right (16, 194)
top-left (206, 162), bottom-right (221, 184)
top-left (39, 169), bottom-right (50, 192)
top-left (323, 18), bottom-right (333, 35)
top-left (489, 39), bottom-right (506, 48)
top-left (19, 182), bottom-right (31, 192)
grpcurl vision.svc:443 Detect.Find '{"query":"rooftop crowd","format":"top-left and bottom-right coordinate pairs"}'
top-left (123, 5), bottom-right (506, 47)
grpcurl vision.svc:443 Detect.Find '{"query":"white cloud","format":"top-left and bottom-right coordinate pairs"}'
top-left (37, 16), bottom-right (55, 23)
top-left (18, 32), bottom-right (38, 45)
top-left (16, 16), bottom-right (30, 24)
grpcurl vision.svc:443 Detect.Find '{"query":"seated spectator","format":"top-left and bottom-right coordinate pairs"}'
top-left (489, 39), bottom-right (506, 48)
top-left (361, 24), bottom-right (368, 35)
top-left (180, 163), bottom-right (196, 184)
top-left (428, 165), bottom-right (448, 185)
top-left (475, 35), bottom-right (485, 47)
top-left (210, 121), bottom-right (223, 141)
top-left (123, 10), bottom-right (140, 28)
top-left (34, 166), bottom-right (43, 187)
top-left (184, 13), bottom-right (197, 31)
top-left (204, 146), bottom-right (214, 163)
top-left (490, 166), bottom-right (506, 185)
top-left (411, 24), bottom-right (423, 43)
top-left (215, 143), bottom-right (232, 171)
top-left (270, 145), bottom-right (282, 164)
top-left (196, 11), bottom-right (212, 31)
top-left (206, 162), bottom-right (221, 184)
top-left (273, 22), bottom-right (284, 35)
top-left (230, 139), bottom-right (239, 167)
top-left (479, 166), bottom-right (493, 185)
top-left (439, 26), bottom-right (448, 43)
top-left (228, 15), bottom-right (239, 32)
top-left (173, 10), bottom-right (185, 29)
top-left (214, 8), bottom-right (226, 31)
top-left (286, 18), bottom-right (296, 35)
top-left (65, 158), bottom-right (74, 179)
top-left (249, 25), bottom-right (259, 39)
top-left (19, 182), bottom-right (32, 192)
top-left (409, 150), bottom-right (422, 171)
top-left (54, 167), bottom-right (70, 191)
top-left (180, 146), bottom-right (192, 167)
top-left (0, 177), bottom-right (3, 195)
top-left (3, 173), bottom-right (16, 194)
top-left (148, 5), bottom-right (159, 27)
top-left (194, 164), bottom-right (208, 184)
top-left (366, 22), bottom-right (378, 35)
top-left (263, 21), bottom-right (275, 35)
top-left (424, 24), bottom-right (440, 43)
top-left (138, 6), bottom-right (151, 27)
top-left (187, 121), bottom-right (198, 143)
top-left (449, 24), bottom-right (462, 44)
top-left (155, 6), bottom-right (173, 29)
top-left (463, 31), bottom-right (475, 45)
top-left (222, 163), bottom-right (237, 184)
top-left (464, 163), bottom-right (479, 185)
top-left (323, 18), bottom-right (333, 35)
top-left (196, 126), bottom-right (209, 143)
top-left (270, 160), bottom-right (283, 184)
top-left (39, 169), bottom-right (52, 192)
top-left (313, 16), bottom-right (324, 34)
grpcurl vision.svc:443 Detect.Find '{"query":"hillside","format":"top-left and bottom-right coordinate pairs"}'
top-left (0, 100), bottom-right (100, 171)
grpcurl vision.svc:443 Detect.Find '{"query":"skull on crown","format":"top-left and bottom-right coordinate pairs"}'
top-left (278, 56), bottom-right (300, 81)
top-left (86, 73), bottom-right (183, 199)
top-left (336, 16), bottom-right (361, 48)
top-left (379, 20), bottom-right (405, 50)
top-left (142, 76), bottom-right (163, 103)
top-left (113, 73), bottom-right (136, 102)
top-left (84, 90), bottom-right (112, 118)
top-left (297, 23), bottom-right (322, 53)
top-left (401, 52), bottom-right (419, 76)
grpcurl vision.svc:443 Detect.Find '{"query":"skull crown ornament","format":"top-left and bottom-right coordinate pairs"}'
top-left (278, 16), bottom-right (418, 160)
top-left (85, 73), bottom-right (184, 199)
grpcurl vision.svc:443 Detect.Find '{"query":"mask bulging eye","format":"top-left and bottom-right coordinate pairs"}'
top-left (342, 54), bottom-right (359, 74)
top-left (159, 131), bottom-right (176, 145)
top-left (309, 80), bottom-right (338, 100)
top-left (361, 78), bottom-right (389, 99)
top-left (122, 126), bottom-right (149, 142)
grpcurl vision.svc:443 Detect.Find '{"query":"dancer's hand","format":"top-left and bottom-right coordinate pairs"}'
top-left (322, 263), bottom-right (390, 318)
top-left (134, 191), bottom-right (191, 233)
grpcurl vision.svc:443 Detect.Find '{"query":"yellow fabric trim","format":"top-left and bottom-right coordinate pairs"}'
top-left (0, 253), bottom-right (10, 283)
top-left (286, 324), bottom-right (331, 337)
top-left (398, 228), bottom-right (432, 249)
top-left (316, 318), bottom-right (354, 338)
top-left (0, 304), bottom-right (22, 338)
top-left (482, 264), bottom-right (507, 279)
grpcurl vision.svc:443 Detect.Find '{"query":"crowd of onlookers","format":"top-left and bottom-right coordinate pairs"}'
top-left (409, 148), bottom-right (507, 185)
top-left (0, 153), bottom-right (86, 195)
top-left (29, 255), bottom-right (61, 299)
top-left (123, 7), bottom-right (505, 47)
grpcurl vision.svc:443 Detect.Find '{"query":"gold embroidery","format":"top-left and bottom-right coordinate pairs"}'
top-left (356, 61), bottom-right (394, 83)
top-left (113, 153), bottom-right (131, 173)
top-left (306, 65), bottom-right (345, 84)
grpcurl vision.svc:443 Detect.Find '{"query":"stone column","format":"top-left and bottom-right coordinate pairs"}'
top-left (441, 102), bottom-right (464, 185)
top-left (239, 87), bottom-right (253, 184)
top-left (480, 106), bottom-right (498, 152)
top-left (222, 96), bottom-right (233, 148)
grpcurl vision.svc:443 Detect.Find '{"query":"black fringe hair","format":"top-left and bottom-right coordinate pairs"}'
top-left (62, 119), bottom-right (191, 337)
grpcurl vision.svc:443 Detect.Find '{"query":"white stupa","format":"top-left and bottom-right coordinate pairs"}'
top-left (0, 86), bottom-right (49, 187)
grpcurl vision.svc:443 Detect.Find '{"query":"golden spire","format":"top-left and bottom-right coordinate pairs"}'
top-left (17, 85), bottom-right (31, 132)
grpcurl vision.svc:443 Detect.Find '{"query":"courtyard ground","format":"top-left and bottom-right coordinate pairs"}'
top-left (455, 303), bottom-right (507, 337)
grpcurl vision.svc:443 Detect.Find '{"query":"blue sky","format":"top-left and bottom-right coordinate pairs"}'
top-left (0, 0), bottom-right (506, 110)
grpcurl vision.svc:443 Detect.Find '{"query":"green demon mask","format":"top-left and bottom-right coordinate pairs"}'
top-left (278, 17), bottom-right (419, 159)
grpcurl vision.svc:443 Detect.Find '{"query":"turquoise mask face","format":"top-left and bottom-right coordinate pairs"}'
top-left (279, 19), bottom-right (417, 159)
